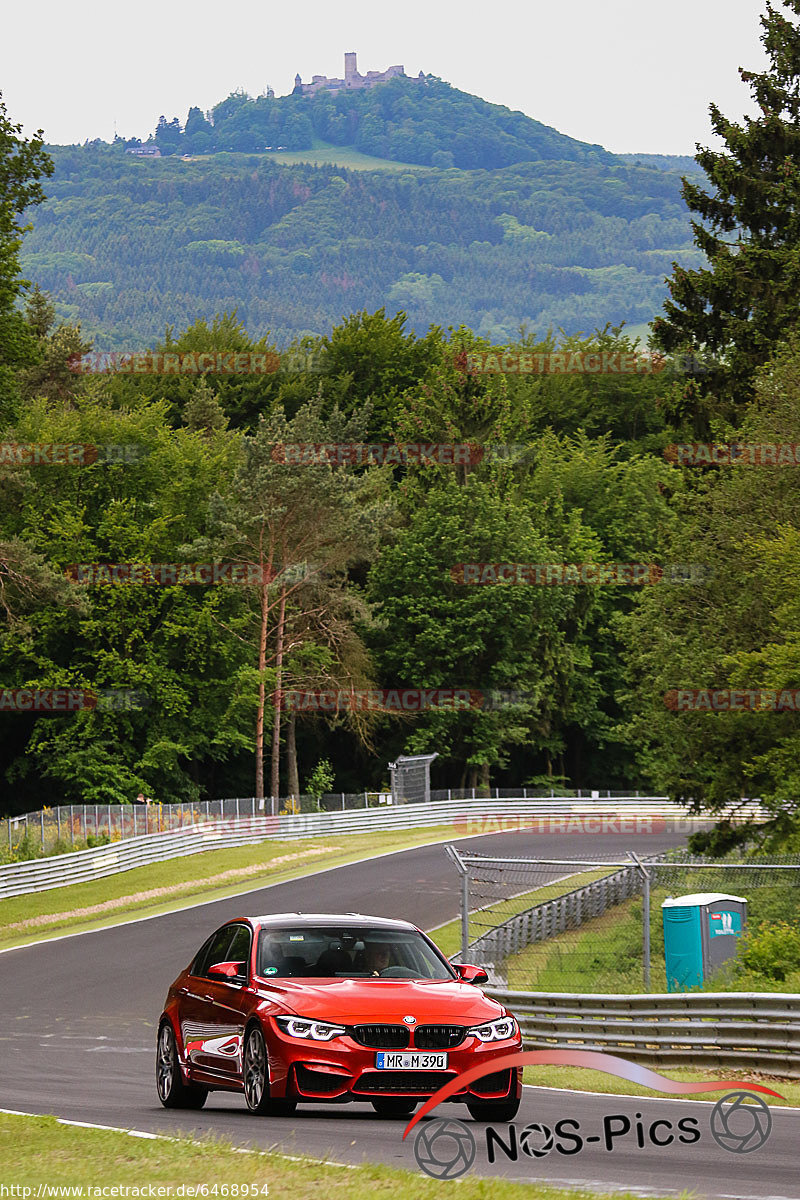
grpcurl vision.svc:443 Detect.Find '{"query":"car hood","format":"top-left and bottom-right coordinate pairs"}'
top-left (252, 977), bottom-right (507, 1023)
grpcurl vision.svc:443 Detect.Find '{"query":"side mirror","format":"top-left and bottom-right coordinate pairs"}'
top-left (455, 963), bottom-right (489, 985)
top-left (208, 960), bottom-right (247, 982)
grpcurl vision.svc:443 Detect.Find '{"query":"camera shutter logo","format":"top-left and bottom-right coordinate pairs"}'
top-left (710, 1091), bottom-right (772, 1153)
top-left (413, 1117), bottom-right (476, 1178)
top-left (520, 1122), bottom-right (555, 1157)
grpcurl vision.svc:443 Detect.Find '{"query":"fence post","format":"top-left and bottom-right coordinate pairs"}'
top-left (7, 818), bottom-right (11, 857)
top-left (70, 805), bottom-right (74, 847)
top-left (94, 804), bottom-right (99, 839)
top-left (629, 851), bottom-right (651, 991)
top-left (57, 806), bottom-right (61, 843)
top-left (107, 804), bottom-right (111, 839)
top-left (461, 868), bottom-right (469, 960)
top-left (41, 809), bottom-right (45, 851)
top-left (341, 793), bottom-right (345, 811)
top-left (235, 796), bottom-right (240, 821)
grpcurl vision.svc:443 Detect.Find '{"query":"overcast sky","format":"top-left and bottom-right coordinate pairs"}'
top-left (3, 0), bottom-right (769, 155)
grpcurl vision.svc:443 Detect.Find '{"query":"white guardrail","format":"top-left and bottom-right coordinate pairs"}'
top-left (491, 989), bottom-right (800, 1077)
top-left (0, 797), bottom-right (765, 900)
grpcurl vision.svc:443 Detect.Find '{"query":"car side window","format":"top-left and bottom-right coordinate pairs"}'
top-left (225, 925), bottom-right (252, 978)
top-left (192, 927), bottom-right (234, 978)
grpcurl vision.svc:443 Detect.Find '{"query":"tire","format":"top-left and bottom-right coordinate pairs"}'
top-left (156, 1022), bottom-right (208, 1110)
top-left (370, 1098), bottom-right (418, 1118)
top-left (243, 1024), bottom-right (297, 1116)
top-left (466, 1096), bottom-right (521, 1122)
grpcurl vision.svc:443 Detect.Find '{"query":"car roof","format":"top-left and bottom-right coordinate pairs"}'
top-left (242, 913), bottom-right (419, 931)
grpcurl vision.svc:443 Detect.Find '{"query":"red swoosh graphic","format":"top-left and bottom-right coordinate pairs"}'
top-left (402, 1049), bottom-right (785, 1139)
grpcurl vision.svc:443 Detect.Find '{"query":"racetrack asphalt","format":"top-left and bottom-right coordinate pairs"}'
top-left (1, 828), bottom-right (797, 1199)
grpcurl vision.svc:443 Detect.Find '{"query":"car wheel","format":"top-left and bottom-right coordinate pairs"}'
top-left (156, 1022), bottom-right (208, 1109)
top-left (371, 1098), bottom-right (418, 1118)
top-left (242, 1024), bottom-right (297, 1116)
top-left (466, 1096), bottom-right (521, 1122)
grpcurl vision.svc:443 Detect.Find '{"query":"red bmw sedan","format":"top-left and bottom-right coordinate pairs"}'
top-left (156, 912), bottom-right (522, 1120)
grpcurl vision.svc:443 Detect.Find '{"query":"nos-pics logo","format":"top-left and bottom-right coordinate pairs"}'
top-left (404, 1051), bottom-right (781, 1180)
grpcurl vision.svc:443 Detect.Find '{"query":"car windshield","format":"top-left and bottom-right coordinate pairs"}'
top-left (256, 925), bottom-right (456, 980)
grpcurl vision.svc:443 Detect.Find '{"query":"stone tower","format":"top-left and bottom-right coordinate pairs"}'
top-left (344, 51), bottom-right (357, 83)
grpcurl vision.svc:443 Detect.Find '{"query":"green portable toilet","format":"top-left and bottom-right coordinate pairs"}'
top-left (662, 892), bottom-right (747, 991)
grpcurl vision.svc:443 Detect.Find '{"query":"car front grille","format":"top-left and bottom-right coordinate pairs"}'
top-left (413, 1024), bottom-right (466, 1049)
top-left (350, 1024), bottom-right (409, 1049)
top-left (354, 1071), bottom-right (459, 1094)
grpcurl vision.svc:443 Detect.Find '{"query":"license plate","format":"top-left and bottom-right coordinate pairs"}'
top-left (375, 1051), bottom-right (448, 1070)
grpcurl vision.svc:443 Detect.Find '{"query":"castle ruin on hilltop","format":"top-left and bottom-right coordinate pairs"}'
top-left (293, 52), bottom-right (425, 96)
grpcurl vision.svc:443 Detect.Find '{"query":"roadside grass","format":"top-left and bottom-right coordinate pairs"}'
top-left (0, 1112), bottom-right (685, 1199)
top-left (428, 867), bottom-right (612, 959)
top-left (0, 825), bottom-right (464, 951)
top-left (502, 896), bottom-right (662, 993)
top-left (522, 1064), bottom-right (800, 1107)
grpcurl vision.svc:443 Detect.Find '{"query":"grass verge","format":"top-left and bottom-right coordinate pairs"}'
top-left (522, 1064), bottom-right (799, 1106)
top-left (0, 1111), bottom-right (683, 1198)
top-left (0, 824), bottom-right (464, 952)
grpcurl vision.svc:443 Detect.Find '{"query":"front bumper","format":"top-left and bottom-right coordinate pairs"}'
top-left (267, 1025), bottom-right (523, 1103)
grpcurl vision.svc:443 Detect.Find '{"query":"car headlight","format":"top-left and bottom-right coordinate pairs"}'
top-left (274, 1015), bottom-right (346, 1041)
top-left (467, 1015), bottom-right (517, 1042)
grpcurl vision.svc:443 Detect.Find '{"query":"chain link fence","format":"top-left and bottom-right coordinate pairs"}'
top-left (448, 847), bottom-right (800, 993)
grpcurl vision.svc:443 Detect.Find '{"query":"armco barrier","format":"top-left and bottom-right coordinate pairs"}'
top-left (491, 989), bottom-right (800, 1077)
top-left (0, 797), bottom-right (762, 900)
top-left (3, 787), bottom-right (677, 857)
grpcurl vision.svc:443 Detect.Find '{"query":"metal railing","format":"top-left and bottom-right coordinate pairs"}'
top-left (2, 791), bottom-right (753, 859)
top-left (491, 989), bottom-right (800, 1077)
top-left (0, 796), bottom-right (721, 899)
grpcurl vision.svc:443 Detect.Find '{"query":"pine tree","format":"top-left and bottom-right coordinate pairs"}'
top-left (24, 284), bottom-right (55, 339)
top-left (653, 0), bottom-right (800, 416)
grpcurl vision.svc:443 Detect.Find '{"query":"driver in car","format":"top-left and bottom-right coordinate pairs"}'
top-left (364, 942), bottom-right (391, 975)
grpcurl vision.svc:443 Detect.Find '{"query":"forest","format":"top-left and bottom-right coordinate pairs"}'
top-left (3, 2), bottom-right (800, 858)
top-left (17, 76), bottom-right (703, 349)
